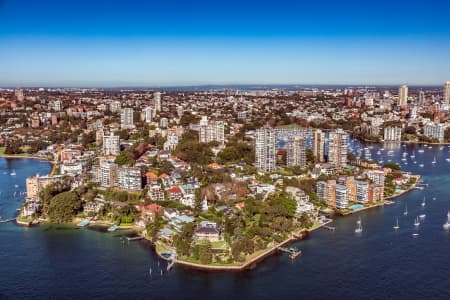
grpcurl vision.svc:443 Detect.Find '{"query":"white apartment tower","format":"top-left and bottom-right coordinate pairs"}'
top-left (398, 85), bottom-right (408, 106)
top-left (120, 108), bottom-right (134, 129)
top-left (255, 126), bottom-right (276, 171)
top-left (154, 92), bottom-right (162, 112)
top-left (328, 129), bottom-right (348, 168)
top-left (103, 132), bottom-right (120, 155)
top-left (418, 90), bottom-right (425, 107)
top-left (199, 116), bottom-right (225, 144)
top-left (100, 159), bottom-right (118, 188)
top-left (313, 129), bottom-right (325, 162)
top-left (117, 167), bottom-right (142, 191)
top-left (383, 126), bottom-right (402, 141)
top-left (143, 106), bottom-right (153, 123)
top-left (286, 136), bottom-right (306, 168)
top-left (444, 81), bottom-right (450, 105)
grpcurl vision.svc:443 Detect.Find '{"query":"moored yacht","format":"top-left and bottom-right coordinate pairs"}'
top-left (443, 211), bottom-right (450, 230)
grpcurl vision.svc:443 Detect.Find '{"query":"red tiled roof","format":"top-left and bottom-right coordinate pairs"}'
top-left (145, 172), bottom-right (158, 180)
top-left (167, 186), bottom-right (181, 194)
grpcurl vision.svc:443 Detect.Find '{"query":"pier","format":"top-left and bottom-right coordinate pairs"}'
top-left (278, 247), bottom-right (302, 260)
top-left (0, 218), bottom-right (16, 224)
top-left (323, 225), bottom-right (336, 231)
top-left (126, 236), bottom-right (144, 241)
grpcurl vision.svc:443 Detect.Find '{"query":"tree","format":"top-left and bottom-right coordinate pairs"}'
top-left (198, 241), bottom-right (213, 264)
top-left (47, 191), bottom-right (82, 223)
top-left (115, 150), bottom-right (135, 166)
top-left (383, 162), bottom-right (401, 171)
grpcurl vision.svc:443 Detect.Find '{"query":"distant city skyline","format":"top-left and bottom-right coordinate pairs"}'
top-left (1, 0), bottom-right (450, 86)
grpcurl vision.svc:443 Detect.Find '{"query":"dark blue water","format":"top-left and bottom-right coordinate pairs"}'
top-left (1, 144), bottom-right (450, 299)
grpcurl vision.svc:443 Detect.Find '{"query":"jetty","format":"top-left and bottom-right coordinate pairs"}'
top-left (166, 250), bottom-right (178, 271)
top-left (278, 247), bottom-right (302, 260)
top-left (0, 218), bottom-right (16, 224)
top-left (126, 236), bottom-right (144, 241)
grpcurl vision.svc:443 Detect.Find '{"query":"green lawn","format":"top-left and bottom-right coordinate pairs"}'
top-left (0, 147), bottom-right (5, 155)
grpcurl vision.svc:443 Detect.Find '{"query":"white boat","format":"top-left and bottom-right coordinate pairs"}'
top-left (446, 158), bottom-right (450, 162)
top-left (419, 214), bottom-right (426, 219)
top-left (404, 205), bottom-right (408, 216)
top-left (410, 151), bottom-right (416, 159)
top-left (443, 211), bottom-right (450, 230)
top-left (414, 217), bottom-right (420, 227)
top-left (393, 218), bottom-right (400, 230)
top-left (418, 149), bottom-right (424, 153)
top-left (10, 170), bottom-right (16, 176)
top-left (412, 233), bottom-right (420, 237)
top-left (421, 197), bottom-right (426, 207)
top-left (419, 164), bottom-right (424, 168)
top-left (432, 156), bottom-right (437, 164)
top-left (355, 217), bottom-right (363, 233)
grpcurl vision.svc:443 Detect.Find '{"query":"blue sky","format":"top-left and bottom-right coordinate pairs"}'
top-left (1, 0), bottom-right (450, 87)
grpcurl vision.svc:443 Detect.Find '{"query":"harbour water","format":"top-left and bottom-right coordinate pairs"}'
top-left (1, 142), bottom-right (450, 299)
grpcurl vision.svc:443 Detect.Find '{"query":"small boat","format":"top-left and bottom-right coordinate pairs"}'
top-left (10, 170), bottom-right (16, 176)
top-left (107, 225), bottom-right (118, 232)
top-left (418, 149), bottom-right (424, 153)
top-left (355, 217), bottom-right (363, 233)
top-left (412, 233), bottom-right (420, 237)
top-left (421, 197), bottom-right (426, 207)
top-left (446, 158), bottom-right (450, 162)
top-left (419, 164), bottom-right (424, 168)
top-left (149, 267), bottom-right (152, 276)
top-left (14, 184), bottom-right (19, 188)
top-left (414, 217), bottom-right (420, 227)
top-left (443, 211), bottom-right (450, 230)
top-left (432, 156), bottom-right (437, 164)
top-left (393, 218), bottom-right (400, 230)
top-left (419, 214), bottom-right (426, 219)
top-left (77, 219), bottom-right (90, 227)
top-left (404, 205), bottom-right (408, 216)
top-left (432, 197), bottom-right (436, 200)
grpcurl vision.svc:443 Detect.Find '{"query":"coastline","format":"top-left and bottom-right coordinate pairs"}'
top-left (157, 173), bottom-right (421, 272)
top-left (0, 153), bottom-right (54, 164)
top-left (154, 219), bottom-right (333, 272)
top-left (340, 174), bottom-right (421, 216)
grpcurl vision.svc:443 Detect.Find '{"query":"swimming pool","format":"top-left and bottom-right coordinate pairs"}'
top-left (350, 204), bottom-right (363, 210)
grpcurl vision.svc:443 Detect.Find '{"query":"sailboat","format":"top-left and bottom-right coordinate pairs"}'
top-left (404, 205), bottom-right (408, 216)
top-left (393, 218), bottom-right (400, 230)
top-left (414, 217), bottom-right (420, 227)
top-left (410, 151), bottom-right (416, 159)
top-left (443, 211), bottom-right (450, 230)
top-left (355, 217), bottom-right (363, 233)
top-left (149, 267), bottom-right (152, 276)
top-left (10, 170), bottom-right (16, 176)
top-left (421, 197), bottom-right (426, 207)
top-left (432, 156), bottom-right (437, 164)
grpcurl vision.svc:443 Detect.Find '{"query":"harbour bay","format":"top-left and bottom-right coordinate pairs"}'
top-left (1, 141), bottom-right (450, 299)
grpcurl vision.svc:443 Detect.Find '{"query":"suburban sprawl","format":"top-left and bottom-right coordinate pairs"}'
top-left (1, 82), bottom-right (449, 269)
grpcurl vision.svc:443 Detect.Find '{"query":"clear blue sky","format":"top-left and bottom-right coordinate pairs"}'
top-left (1, 0), bottom-right (450, 87)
